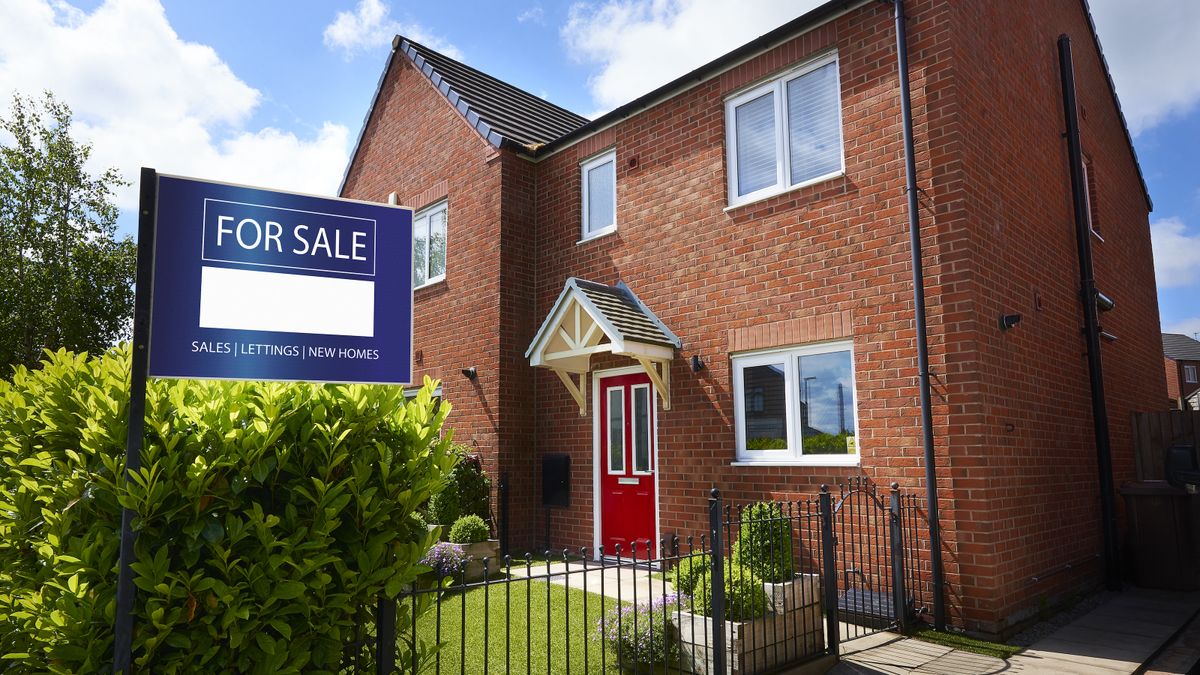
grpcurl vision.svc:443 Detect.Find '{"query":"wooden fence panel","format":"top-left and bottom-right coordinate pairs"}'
top-left (1132, 411), bottom-right (1200, 480)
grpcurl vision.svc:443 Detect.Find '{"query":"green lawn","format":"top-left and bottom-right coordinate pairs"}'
top-left (409, 578), bottom-right (625, 674)
top-left (910, 626), bottom-right (1023, 660)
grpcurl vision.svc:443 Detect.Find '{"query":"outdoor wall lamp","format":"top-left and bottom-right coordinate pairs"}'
top-left (461, 367), bottom-right (477, 380)
top-left (999, 313), bottom-right (1023, 331)
top-left (691, 354), bottom-right (705, 372)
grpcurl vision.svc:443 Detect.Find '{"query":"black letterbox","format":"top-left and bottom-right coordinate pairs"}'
top-left (542, 454), bottom-right (570, 508)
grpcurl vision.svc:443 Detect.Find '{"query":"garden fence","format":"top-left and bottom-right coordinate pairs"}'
top-left (359, 478), bottom-right (930, 673)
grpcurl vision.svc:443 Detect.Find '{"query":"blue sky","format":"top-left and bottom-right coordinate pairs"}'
top-left (0, 0), bottom-right (1196, 335)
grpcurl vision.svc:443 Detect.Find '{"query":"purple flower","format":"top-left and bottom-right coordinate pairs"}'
top-left (420, 542), bottom-right (468, 579)
top-left (595, 592), bottom-right (686, 667)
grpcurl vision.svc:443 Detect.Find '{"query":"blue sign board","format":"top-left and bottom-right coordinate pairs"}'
top-left (148, 174), bottom-right (413, 384)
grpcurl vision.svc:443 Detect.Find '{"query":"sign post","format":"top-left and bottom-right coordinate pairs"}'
top-left (112, 170), bottom-right (413, 672)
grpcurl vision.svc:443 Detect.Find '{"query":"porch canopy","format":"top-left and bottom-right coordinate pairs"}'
top-left (526, 278), bottom-right (681, 416)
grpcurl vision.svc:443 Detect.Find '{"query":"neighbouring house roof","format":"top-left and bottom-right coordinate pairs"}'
top-left (341, 0), bottom-right (1152, 212)
top-left (1164, 333), bottom-right (1200, 361)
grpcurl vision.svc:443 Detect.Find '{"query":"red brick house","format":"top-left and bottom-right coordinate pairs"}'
top-left (1163, 333), bottom-right (1200, 410)
top-left (339, 0), bottom-right (1165, 636)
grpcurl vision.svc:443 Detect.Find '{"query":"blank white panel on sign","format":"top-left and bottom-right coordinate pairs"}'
top-left (199, 266), bottom-right (375, 337)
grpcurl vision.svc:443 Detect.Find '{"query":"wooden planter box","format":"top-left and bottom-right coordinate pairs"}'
top-left (451, 540), bottom-right (501, 582)
top-left (672, 574), bottom-right (822, 674)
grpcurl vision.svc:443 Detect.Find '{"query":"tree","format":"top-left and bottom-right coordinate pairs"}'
top-left (0, 92), bottom-right (135, 373)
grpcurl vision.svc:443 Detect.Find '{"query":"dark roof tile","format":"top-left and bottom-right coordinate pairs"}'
top-left (398, 37), bottom-right (590, 150)
top-left (1164, 333), bottom-right (1200, 361)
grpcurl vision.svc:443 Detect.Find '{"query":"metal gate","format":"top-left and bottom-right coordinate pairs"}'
top-left (821, 477), bottom-right (915, 649)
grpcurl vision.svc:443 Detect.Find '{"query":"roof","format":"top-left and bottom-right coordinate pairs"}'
top-left (573, 279), bottom-right (680, 349)
top-left (398, 37), bottom-right (589, 151)
top-left (1164, 333), bottom-right (1200, 361)
top-left (525, 278), bottom-right (681, 362)
top-left (341, 0), bottom-right (1151, 212)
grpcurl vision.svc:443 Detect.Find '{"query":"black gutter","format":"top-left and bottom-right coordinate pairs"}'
top-left (1058, 34), bottom-right (1121, 591)
top-left (531, 0), bottom-right (860, 157)
top-left (892, 0), bottom-right (946, 631)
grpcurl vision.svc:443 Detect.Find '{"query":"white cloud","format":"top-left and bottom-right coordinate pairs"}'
top-left (1089, 0), bottom-right (1200, 135)
top-left (1166, 317), bottom-right (1200, 338)
top-left (0, 0), bottom-right (350, 210)
top-left (518, 6), bottom-right (546, 24)
top-left (1151, 217), bottom-right (1200, 289)
top-left (323, 0), bottom-right (463, 61)
top-left (561, 0), bottom-right (822, 112)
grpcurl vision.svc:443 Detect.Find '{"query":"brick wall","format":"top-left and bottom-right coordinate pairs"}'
top-left (340, 55), bottom-right (515, 507)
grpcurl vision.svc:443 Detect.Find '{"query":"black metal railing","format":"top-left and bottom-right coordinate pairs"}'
top-left (361, 480), bottom-right (926, 674)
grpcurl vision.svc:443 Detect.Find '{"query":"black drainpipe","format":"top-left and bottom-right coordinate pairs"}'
top-left (1057, 34), bottom-right (1121, 591)
top-left (892, 0), bottom-right (946, 629)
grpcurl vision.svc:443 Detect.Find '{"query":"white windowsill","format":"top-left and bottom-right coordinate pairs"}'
top-left (414, 277), bottom-right (446, 291)
top-left (731, 457), bottom-right (860, 468)
top-left (577, 226), bottom-right (617, 245)
top-left (724, 170), bottom-right (846, 213)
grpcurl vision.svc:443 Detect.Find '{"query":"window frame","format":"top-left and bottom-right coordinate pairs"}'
top-left (605, 386), bottom-right (625, 474)
top-left (580, 149), bottom-right (617, 241)
top-left (732, 339), bottom-right (860, 466)
top-left (413, 199), bottom-right (447, 289)
top-left (1185, 364), bottom-right (1198, 384)
top-left (631, 383), bottom-right (653, 475)
top-left (725, 51), bottom-right (845, 208)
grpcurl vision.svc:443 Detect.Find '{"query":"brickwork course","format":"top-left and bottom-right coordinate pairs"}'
top-left (340, 0), bottom-right (1166, 636)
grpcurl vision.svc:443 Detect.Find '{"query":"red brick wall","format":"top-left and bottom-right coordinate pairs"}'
top-left (1167, 357), bottom-right (1181, 404)
top-left (942, 0), bottom-right (1164, 633)
top-left (340, 56), bottom-right (515, 504)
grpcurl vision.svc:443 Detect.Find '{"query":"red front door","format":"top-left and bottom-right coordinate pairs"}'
top-left (599, 372), bottom-right (657, 558)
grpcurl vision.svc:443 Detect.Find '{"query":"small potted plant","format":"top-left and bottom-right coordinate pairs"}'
top-left (732, 501), bottom-right (819, 615)
top-left (448, 514), bottom-right (500, 580)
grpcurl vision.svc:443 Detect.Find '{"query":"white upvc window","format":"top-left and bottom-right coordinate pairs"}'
top-left (581, 149), bottom-right (616, 240)
top-left (725, 52), bottom-right (844, 207)
top-left (1186, 364), bottom-right (1198, 384)
top-left (733, 340), bottom-right (859, 466)
top-left (413, 200), bottom-right (447, 288)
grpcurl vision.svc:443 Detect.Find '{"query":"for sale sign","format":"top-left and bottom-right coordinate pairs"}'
top-left (147, 174), bottom-right (413, 384)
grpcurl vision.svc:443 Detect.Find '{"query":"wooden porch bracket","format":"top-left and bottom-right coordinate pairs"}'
top-left (553, 368), bottom-right (588, 416)
top-left (634, 357), bottom-right (671, 411)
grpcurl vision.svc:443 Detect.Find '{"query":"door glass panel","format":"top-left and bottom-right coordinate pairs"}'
top-left (742, 363), bottom-right (787, 450)
top-left (797, 350), bottom-right (856, 455)
top-left (607, 388), bottom-right (624, 472)
top-left (633, 386), bottom-right (650, 472)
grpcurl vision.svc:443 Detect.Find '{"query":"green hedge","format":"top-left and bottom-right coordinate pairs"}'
top-left (0, 348), bottom-right (456, 673)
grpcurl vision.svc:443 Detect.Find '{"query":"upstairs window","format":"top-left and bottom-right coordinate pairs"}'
top-left (413, 200), bottom-right (447, 288)
top-left (1186, 365), bottom-right (1198, 384)
top-left (725, 53), bottom-right (844, 207)
top-left (581, 149), bottom-right (616, 240)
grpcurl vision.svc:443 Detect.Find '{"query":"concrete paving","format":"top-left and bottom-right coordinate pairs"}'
top-left (830, 587), bottom-right (1200, 675)
top-left (506, 559), bottom-right (674, 602)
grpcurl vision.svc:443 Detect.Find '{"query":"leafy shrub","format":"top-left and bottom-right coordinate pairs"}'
top-left (732, 501), bottom-right (795, 583)
top-left (448, 514), bottom-right (490, 544)
top-left (746, 436), bottom-right (787, 450)
top-left (597, 592), bottom-right (683, 668)
top-left (691, 563), bottom-right (768, 621)
top-left (426, 488), bottom-right (461, 526)
top-left (407, 510), bottom-right (430, 535)
top-left (420, 542), bottom-right (469, 580)
top-left (672, 553), bottom-right (710, 595)
top-left (426, 444), bottom-right (492, 526)
top-left (0, 348), bottom-right (456, 673)
top-left (803, 432), bottom-right (852, 454)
